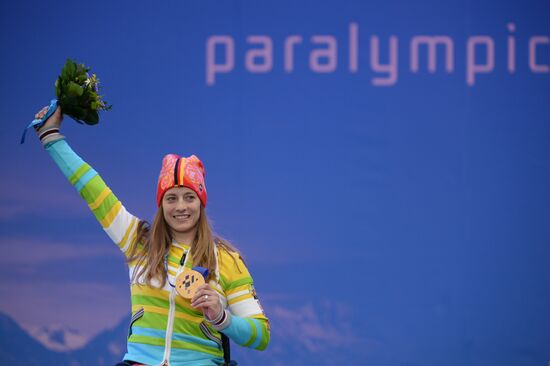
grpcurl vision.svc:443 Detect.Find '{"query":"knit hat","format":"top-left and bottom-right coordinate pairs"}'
top-left (156, 154), bottom-right (207, 207)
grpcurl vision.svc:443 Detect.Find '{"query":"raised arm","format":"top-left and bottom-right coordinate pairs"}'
top-left (35, 106), bottom-right (141, 257)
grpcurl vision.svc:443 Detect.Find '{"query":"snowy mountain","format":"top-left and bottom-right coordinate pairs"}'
top-left (28, 324), bottom-right (88, 351)
top-left (67, 317), bottom-right (128, 366)
top-left (0, 312), bottom-right (70, 365)
top-left (0, 301), bottom-right (367, 365)
top-left (0, 312), bottom-right (127, 365)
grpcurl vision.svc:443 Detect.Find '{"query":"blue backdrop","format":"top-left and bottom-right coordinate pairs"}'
top-left (1, 0), bottom-right (549, 365)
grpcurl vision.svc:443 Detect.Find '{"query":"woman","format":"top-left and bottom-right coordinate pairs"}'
top-left (34, 106), bottom-right (270, 366)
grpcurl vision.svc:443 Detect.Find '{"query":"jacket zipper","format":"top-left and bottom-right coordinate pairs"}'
top-left (159, 249), bottom-right (189, 366)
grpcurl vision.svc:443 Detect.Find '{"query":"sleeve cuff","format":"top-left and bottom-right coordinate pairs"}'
top-left (210, 309), bottom-right (232, 331)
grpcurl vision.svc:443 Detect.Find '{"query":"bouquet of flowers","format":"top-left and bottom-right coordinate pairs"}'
top-left (55, 59), bottom-right (112, 125)
top-left (21, 59), bottom-right (112, 143)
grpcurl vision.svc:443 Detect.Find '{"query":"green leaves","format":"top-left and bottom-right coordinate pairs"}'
top-left (87, 110), bottom-right (99, 125)
top-left (55, 59), bottom-right (112, 125)
top-left (67, 82), bottom-right (84, 97)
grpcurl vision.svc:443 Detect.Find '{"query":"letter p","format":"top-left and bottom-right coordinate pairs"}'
top-left (206, 36), bottom-right (235, 86)
top-left (467, 36), bottom-right (495, 86)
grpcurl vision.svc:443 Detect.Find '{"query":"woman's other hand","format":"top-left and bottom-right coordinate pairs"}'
top-left (191, 284), bottom-right (223, 321)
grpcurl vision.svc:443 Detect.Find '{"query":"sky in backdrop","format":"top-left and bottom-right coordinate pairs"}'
top-left (0, 0), bottom-right (549, 365)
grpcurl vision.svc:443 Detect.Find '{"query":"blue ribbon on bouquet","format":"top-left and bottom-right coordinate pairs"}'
top-left (20, 99), bottom-right (58, 144)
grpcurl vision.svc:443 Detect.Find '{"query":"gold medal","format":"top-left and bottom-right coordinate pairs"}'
top-left (175, 269), bottom-right (205, 299)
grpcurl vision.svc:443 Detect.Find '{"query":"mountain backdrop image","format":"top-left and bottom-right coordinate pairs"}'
top-left (0, 300), bottom-right (371, 365)
top-left (0, 312), bottom-right (127, 365)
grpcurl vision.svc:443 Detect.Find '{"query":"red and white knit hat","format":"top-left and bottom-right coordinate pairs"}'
top-left (156, 154), bottom-right (207, 207)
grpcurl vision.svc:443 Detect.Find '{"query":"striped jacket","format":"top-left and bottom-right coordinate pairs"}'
top-left (46, 138), bottom-right (270, 365)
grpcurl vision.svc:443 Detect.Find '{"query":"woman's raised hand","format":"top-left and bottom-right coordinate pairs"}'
top-left (34, 105), bottom-right (63, 131)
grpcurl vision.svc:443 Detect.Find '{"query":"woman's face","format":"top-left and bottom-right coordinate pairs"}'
top-left (162, 186), bottom-right (201, 242)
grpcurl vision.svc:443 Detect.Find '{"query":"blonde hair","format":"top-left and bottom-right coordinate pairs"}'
top-left (128, 205), bottom-right (239, 287)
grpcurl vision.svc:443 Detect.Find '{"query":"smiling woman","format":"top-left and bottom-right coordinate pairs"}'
top-left (162, 187), bottom-right (201, 241)
top-left (32, 105), bottom-right (270, 366)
